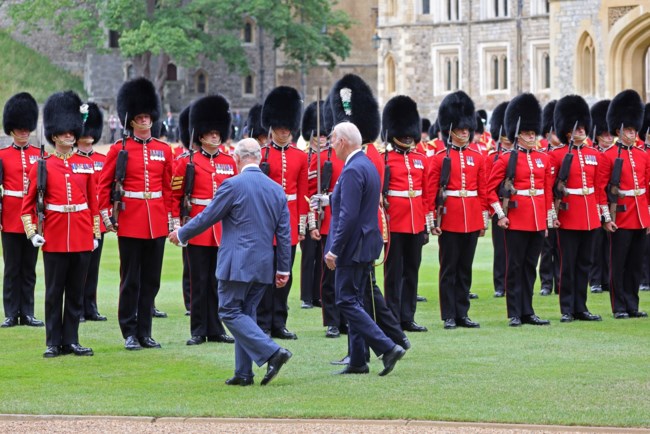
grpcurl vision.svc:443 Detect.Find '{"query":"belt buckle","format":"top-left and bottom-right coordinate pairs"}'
top-left (635, 189), bottom-right (641, 196)
top-left (63, 205), bottom-right (75, 212)
top-left (529, 188), bottom-right (537, 196)
top-left (409, 190), bottom-right (416, 198)
top-left (582, 187), bottom-right (588, 195)
top-left (143, 192), bottom-right (152, 199)
top-left (459, 190), bottom-right (467, 197)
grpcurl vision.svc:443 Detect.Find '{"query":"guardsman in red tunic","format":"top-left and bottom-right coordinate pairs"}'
top-left (172, 95), bottom-right (236, 346)
top-left (175, 106), bottom-right (192, 315)
top-left (596, 89), bottom-right (649, 318)
top-left (0, 92), bottom-right (44, 328)
top-left (416, 119), bottom-right (440, 159)
top-left (638, 104), bottom-right (650, 293)
top-left (382, 96), bottom-right (432, 333)
top-left (22, 91), bottom-right (100, 357)
top-left (430, 91), bottom-right (488, 330)
top-left (98, 78), bottom-right (173, 350)
top-left (487, 93), bottom-right (553, 327)
top-left (245, 104), bottom-right (269, 146)
top-left (548, 95), bottom-right (602, 322)
top-left (470, 112), bottom-right (490, 156)
top-left (257, 86), bottom-right (307, 340)
top-left (76, 102), bottom-right (108, 322)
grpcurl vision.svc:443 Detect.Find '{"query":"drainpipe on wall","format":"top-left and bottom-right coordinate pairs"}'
top-left (516, 0), bottom-right (523, 93)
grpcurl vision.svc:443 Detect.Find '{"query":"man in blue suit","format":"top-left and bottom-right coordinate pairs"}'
top-left (316, 122), bottom-right (405, 375)
top-left (169, 138), bottom-right (293, 386)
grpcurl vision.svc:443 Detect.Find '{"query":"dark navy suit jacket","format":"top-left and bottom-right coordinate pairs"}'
top-left (178, 165), bottom-right (292, 285)
top-left (325, 150), bottom-right (383, 266)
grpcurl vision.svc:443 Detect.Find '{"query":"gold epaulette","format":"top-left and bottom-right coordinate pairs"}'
top-left (171, 175), bottom-right (184, 191)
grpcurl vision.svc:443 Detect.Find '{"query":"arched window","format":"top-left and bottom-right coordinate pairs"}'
top-left (126, 64), bottom-right (135, 80)
top-left (492, 56), bottom-right (499, 90)
top-left (386, 56), bottom-right (396, 94)
top-left (543, 53), bottom-right (551, 89)
top-left (501, 55), bottom-right (508, 89)
top-left (243, 75), bottom-right (254, 95)
top-left (577, 33), bottom-right (596, 95)
top-left (243, 20), bottom-right (255, 44)
top-left (422, 0), bottom-right (430, 14)
top-left (108, 30), bottom-right (120, 48)
top-left (195, 70), bottom-right (207, 94)
top-left (445, 58), bottom-right (452, 91)
top-left (166, 63), bottom-right (177, 81)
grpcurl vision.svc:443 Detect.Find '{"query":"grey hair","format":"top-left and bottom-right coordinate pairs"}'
top-left (333, 121), bottom-right (362, 148)
top-left (234, 138), bottom-right (262, 163)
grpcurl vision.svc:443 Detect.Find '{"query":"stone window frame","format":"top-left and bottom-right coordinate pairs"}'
top-left (386, 0), bottom-right (397, 16)
top-left (576, 32), bottom-right (596, 96)
top-left (385, 55), bottom-right (397, 96)
top-left (108, 30), bottom-right (120, 49)
top-left (478, 42), bottom-right (510, 95)
top-left (242, 74), bottom-right (255, 97)
top-left (195, 70), bottom-right (208, 94)
top-left (529, 40), bottom-right (550, 93)
top-left (242, 18), bottom-right (256, 45)
top-left (125, 64), bottom-right (136, 81)
top-left (431, 44), bottom-right (461, 96)
top-left (431, 0), bottom-right (461, 23)
top-left (531, 0), bottom-right (550, 16)
top-left (480, 0), bottom-right (509, 19)
top-left (167, 63), bottom-right (178, 82)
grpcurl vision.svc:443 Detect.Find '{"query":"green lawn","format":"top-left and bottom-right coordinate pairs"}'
top-left (0, 234), bottom-right (648, 427)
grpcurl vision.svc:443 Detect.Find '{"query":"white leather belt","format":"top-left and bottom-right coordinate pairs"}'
top-left (46, 203), bottom-right (88, 213)
top-left (515, 188), bottom-right (545, 197)
top-left (3, 190), bottom-right (24, 198)
top-left (387, 189), bottom-right (423, 198)
top-left (123, 191), bottom-right (163, 199)
top-left (565, 187), bottom-right (594, 195)
top-left (445, 189), bottom-right (477, 197)
top-left (286, 194), bottom-right (297, 201)
top-left (190, 198), bottom-right (212, 206)
top-left (619, 188), bottom-right (646, 197)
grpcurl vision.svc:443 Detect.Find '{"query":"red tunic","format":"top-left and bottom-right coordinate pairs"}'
top-left (363, 143), bottom-right (388, 242)
top-left (415, 141), bottom-right (439, 158)
top-left (307, 148), bottom-right (343, 235)
top-left (78, 149), bottom-right (108, 233)
top-left (0, 144), bottom-right (43, 233)
top-left (21, 153), bottom-right (98, 252)
top-left (98, 137), bottom-right (173, 239)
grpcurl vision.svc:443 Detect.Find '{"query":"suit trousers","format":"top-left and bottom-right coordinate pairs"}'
top-left (363, 265), bottom-right (408, 349)
top-left (335, 263), bottom-right (394, 368)
top-left (589, 228), bottom-right (610, 289)
top-left (187, 244), bottom-right (226, 337)
top-left (257, 245), bottom-right (296, 332)
top-left (218, 280), bottom-right (280, 380)
top-left (504, 230), bottom-right (544, 319)
top-left (43, 251), bottom-right (91, 346)
top-left (299, 237), bottom-right (322, 302)
top-left (557, 229), bottom-right (594, 315)
top-left (319, 235), bottom-right (342, 327)
top-left (384, 232), bottom-right (423, 325)
top-left (438, 231), bottom-right (479, 320)
top-left (2, 232), bottom-right (38, 318)
top-left (539, 227), bottom-right (560, 293)
top-left (491, 215), bottom-right (506, 294)
top-left (609, 228), bottom-right (644, 314)
top-left (641, 234), bottom-right (650, 286)
top-left (83, 233), bottom-right (104, 317)
top-left (182, 247), bottom-right (191, 311)
top-left (117, 236), bottom-right (165, 339)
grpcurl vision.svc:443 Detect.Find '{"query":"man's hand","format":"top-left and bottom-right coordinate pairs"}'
top-left (497, 217), bottom-right (510, 229)
top-left (325, 251), bottom-right (337, 270)
top-left (275, 273), bottom-right (289, 288)
top-left (309, 193), bottom-right (329, 211)
top-left (431, 227), bottom-right (442, 236)
top-left (168, 229), bottom-right (185, 246)
top-left (93, 239), bottom-right (99, 251)
top-left (310, 229), bottom-right (321, 241)
top-left (30, 234), bottom-right (45, 247)
top-left (422, 232), bottom-right (429, 245)
top-left (603, 221), bottom-right (617, 233)
top-left (298, 233), bottom-right (305, 241)
top-left (479, 229), bottom-right (486, 237)
top-left (553, 219), bottom-right (561, 228)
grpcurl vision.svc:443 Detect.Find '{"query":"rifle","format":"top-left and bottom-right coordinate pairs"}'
top-left (111, 113), bottom-right (129, 228)
top-left (552, 121), bottom-right (579, 213)
top-left (260, 131), bottom-right (271, 176)
top-left (181, 129), bottom-right (196, 225)
top-left (382, 130), bottom-right (391, 210)
top-left (492, 125), bottom-right (503, 162)
top-left (315, 88), bottom-right (323, 228)
top-left (434, 124), bottom-right (453, 228)
top-left (499, 117), bottom-right (521, 217)
top-left (606, 124), bottom-right (627, 223)
top-left (546, 126), bottom-right (554, 152)
top-left (36, 125), bottom-right (47, 236)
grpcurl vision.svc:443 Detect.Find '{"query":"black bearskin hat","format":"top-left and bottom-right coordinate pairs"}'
top-left (641, 103), bottom-right (650, 139)
top-left (150, 120), bottom-right (164, 139)
top-left (542, 100), bottom-right (557, 136)
top-left (489, 102), bottom-right (509, 140)
top-left (477, 109), bottom-right (488, 124)
top-left (505, 93), bottom-right (542, 143)
top-left (329, 73), bottom-right (380, 143)
top-left (190, 94), bottom-right (232, 146)
top-left (178, 105), bottom-right (191, 149)
top-left (116, 77), bottom-right (161, 131)
top-left (438, 90), bottom-right (476, 143)
top-left (475, 113), bottom-right (485, 135)
top-left (382, 95), bottom-right (420, 143)
top-left (301, 101), bottom-right (328, 141)
top-left (428, 118), bottom-right (440, 139)
top-left (3, 92), bottom-right (38, 135)
top-left (421, 118), bottom-right (431, 134)
top-left (590, 100), bottom-right (611, 138)
top-left (43, 91), bottom-right (83, 145)
top-left (246, 104), bottom-right (268, 139)
top-left (554, 95), bottom-right (591, 144)
top-left (322, 97), bottom-right (334, 134)
top-left (80, 102), bottom-right (103, 144)
top-left (262, 86), bottom-right (302, 132)
top-left (607, 89), bottom-right (644, 135)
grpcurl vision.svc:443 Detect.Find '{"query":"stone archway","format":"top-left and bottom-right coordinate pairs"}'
top-left (608, 6), bottom-right (650, 97)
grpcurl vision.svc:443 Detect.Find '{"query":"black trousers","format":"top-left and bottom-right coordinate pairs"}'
top-left (589, 228), bottom-right (611, 289)
top-left (43, 251), bottom-right (91, 346)
top-left (82, 234), bottom-right (104, 317)
top-left (557, 229), bottom-right (594, 315)
top-left (438, 231), bottom-right (479, 320)
top-left (641, 234), bottom-right (650, 286)
top-left (2, 232), bottom-right (38, 318)
top-left (539, 228), bottom-right (560, 293)
top-left (319, 235), bottom-right (342, 327)
top-left (609, 229), bottom-right (644, 313)
top-left (363, 265), bottom-right (406, 349)
top-left (384, 232), bottom-right (423, 324)
top-left (186, 244), bottom-right (226, 337)
top-left (491, 215), bottom-right (506, 294)
top-left (504, 230), bottom-right (544, 319)
top-left (182, 247), bottom-right (191, 311)
top-left (300, 237), bottom-right (322, 303)
top-left (257, 245), bottom-right (296, 332)
top-left (117, 236), bottom-right (166, 339)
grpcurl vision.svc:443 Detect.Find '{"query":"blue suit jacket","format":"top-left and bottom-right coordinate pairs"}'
top-left (325, 151), bottom-right (383, 266)
top-left (178, 166), bottom-right (291, 284)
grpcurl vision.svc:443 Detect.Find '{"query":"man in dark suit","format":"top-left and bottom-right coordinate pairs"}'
top-left (169, 138), bottom-right (293, 386)
top-left (316, 121), bottom-right (405, 376)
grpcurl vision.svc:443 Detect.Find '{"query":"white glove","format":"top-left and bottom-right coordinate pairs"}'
top-left (93, 239), bottom-right (99, 251)
top-left (30, 234), bottom-right (45, 247)
top-left (310, 193), bottom-right (330, 211)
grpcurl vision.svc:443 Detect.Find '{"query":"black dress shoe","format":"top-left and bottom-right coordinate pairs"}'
top-left (20, 315), bottom-right (44, 327)
top-left (271, 327), bottom-right (297, 340)
top-left (207, 334), bottom-right (235, 343)
top-left (614, 311), bottom-right (630, 319)
top-left (590, 285), bottom-right (603, 294)
top-left (416, 295), bottom-right (427, 302)
top-left (152, 308), bottom-right (167, 318)
top-left (261, 348), bottom-right (292, 385)
top-left (469, 292), bottom-right (479, 299)
top-left (401, 336), bottom-right (411, 350)
top-left (43, 345), bottom-right (61, 358)
top-left (402, 321), bottom-right (428, 332)
top-left (639, 284), bottom-right (650, 291)
top-left (325, 326), bottom-right (340, 338)
top-left (443, 318), bottom-right (457, 329)
top-left (330, 355), bottom-right (350, 365)
top-left (508, 317), bottom-right (522, 327)
top-left (79, 316), bottom-right (86, 323)
top-left (379, 345), bottom-right (405, 376)
top-left (457, 317), bottom-right (480, 328)
top-left (312, 300), bottom-right (322, 308)
top-left (125, 336), bottom-right (142, 350)
top-left (560, 313), bottom-right (574, 323)
top-left (61, 343), bottom-right (94, 356)
top-left (1, 317), bottom-right (18, 328)
top-left (494, 290), bottom-right (505, 298)
top-left (186, 336), bottom-right (205, 346)
top-left (184, 310), bottom-right (190, 316)
top-left (301, 301), bottom-right (313, 309)
top-left (574, 311), bottom-right (602, 321)
top-left (334, 364), bottom-right (369, 374)
top-left (522, 314), bottom-right (550, 325)
top-left (628, 310), bottom-right (648, 318)
top-left (540, 288), bottom-right (552, 296)
top-left (139, 337), bottom-right (162, 348)
top-left (225, 376), bottom-right (254, 386)
top-left (86, 313), bottom-right (107, 321)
